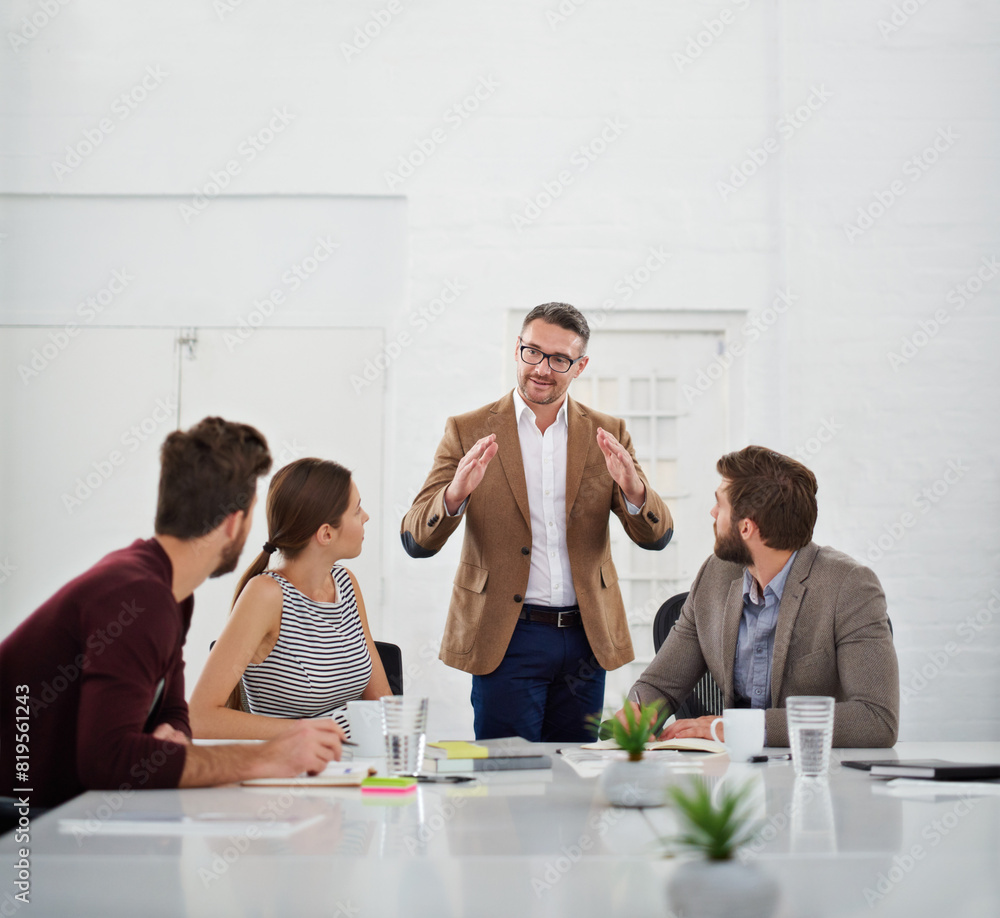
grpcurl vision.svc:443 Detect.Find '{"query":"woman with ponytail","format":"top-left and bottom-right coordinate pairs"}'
top-left (189, 458), bottom-right (391, 739)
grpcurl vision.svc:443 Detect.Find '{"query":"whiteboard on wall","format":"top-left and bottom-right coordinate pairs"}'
top-left (0, 194), bottom-right (406, 327)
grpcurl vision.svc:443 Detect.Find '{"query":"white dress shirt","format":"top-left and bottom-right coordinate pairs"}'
top-left (513, 389), bottom-right (576, 607)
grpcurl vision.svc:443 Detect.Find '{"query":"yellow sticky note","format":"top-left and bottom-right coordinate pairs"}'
top-left (427, 741), bottom-right (488, 759)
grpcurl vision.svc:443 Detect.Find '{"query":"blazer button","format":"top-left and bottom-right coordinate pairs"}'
top-left (521, 547), bottom-right (530, 555)
top-left (646, 512), bottom-right (659, 524)
top-left (514, 594), bottom-right (523, 603)
top-left (429, 514), bottom-right (439, 526)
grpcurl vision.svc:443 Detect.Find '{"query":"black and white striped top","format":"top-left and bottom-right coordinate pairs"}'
top-left (241, 566), bottom-right (373, 733)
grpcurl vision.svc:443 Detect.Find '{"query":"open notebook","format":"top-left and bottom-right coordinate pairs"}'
top-left (581, 737), bottom-right (725, 754)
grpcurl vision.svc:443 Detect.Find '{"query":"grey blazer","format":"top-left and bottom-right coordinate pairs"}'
top-left (631, 542), bottom-right (899, 747)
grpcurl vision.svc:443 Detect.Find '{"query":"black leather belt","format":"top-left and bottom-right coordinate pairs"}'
top-left (518, 603), bottom-right (582, 628)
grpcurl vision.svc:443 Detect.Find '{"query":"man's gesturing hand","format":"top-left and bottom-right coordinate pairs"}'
top-left (444, 434), bottom-right (498, 515)
top-left (596, 427), bottom-right (645, 508)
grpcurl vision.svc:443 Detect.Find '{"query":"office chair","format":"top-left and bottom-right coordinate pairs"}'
top-left (374, 641), bottom-right (404, 696)
top-left (652, 591), bottom-right (724, 719)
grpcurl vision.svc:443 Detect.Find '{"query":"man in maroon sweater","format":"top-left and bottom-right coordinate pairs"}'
top-left (0, 417), bottom-right (344, 812)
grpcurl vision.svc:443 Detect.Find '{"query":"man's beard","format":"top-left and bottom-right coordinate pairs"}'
top-left (210, 530), bottom-right (248, 578)
top-left (714, 520), bottom-right (752, 566)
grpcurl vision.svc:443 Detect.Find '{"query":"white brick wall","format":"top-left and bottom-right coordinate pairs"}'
top-left (1, 0), bottom-right (997, 740)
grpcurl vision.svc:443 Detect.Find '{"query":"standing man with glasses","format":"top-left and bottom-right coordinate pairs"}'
top-left (401, 303), bottom-right (673, 741)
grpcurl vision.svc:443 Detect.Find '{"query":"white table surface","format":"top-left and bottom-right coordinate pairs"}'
top-left (4, 742), bottom-right (1000, 917)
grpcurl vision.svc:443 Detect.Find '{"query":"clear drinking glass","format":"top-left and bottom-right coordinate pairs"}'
top-left (380, 696), bottom-right (429, 776)
top-left (786, 695), bottom-right (835, 778)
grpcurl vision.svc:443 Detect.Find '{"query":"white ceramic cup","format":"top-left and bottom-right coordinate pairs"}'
top-left (710, 708), bottom-right (766, 762)
top-left (345, 700), bottom-right (384, 757)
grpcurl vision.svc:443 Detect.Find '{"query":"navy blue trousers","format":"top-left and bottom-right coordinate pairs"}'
top-left (471, 617), bottom-right (606, 742)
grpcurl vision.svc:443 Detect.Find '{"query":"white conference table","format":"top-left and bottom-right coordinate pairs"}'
top-left (4, 742), bottom-right (999, 918)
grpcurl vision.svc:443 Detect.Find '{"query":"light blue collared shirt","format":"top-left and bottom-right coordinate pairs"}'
top-left (733, 550), bottom-right (798, 709)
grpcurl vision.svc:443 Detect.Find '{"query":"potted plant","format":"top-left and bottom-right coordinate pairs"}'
top-left (665, 779), bottom-right (779, 918)
top-left (596, 699), bottom-right (669, 807)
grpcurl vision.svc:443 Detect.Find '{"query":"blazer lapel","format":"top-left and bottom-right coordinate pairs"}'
top-left (770, 543), bottom-right (817, 704)
top-left (564, 397), bottom-right (591, 513)
top-left (489, 393), bottom-right (531, 529)
top-left (721, 576), bottom-right (745, 706)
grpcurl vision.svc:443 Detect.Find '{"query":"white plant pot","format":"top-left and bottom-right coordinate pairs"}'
top-left (599, 757), bottom-right (667, 807)
top-left (667, 859), bottom-right (779, 918)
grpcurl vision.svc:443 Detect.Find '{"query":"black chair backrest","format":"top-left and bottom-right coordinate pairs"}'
top-left (651, 591), bottom-right (724, 719)
top-left (375, 641), bottom-right (404, 696)
top-left (653, 591), bottom-right (689, 654)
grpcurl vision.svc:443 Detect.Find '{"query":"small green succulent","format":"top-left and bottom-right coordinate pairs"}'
top-left (667, 778), bottom-right (760, 861)
top-left (593, 698), bottom-right (667, 761)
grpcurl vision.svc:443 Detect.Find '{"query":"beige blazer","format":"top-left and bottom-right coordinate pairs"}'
top-left (401, 392), bottom-right (673, 675)
top-left (631, 543), bottom-right (899, 747)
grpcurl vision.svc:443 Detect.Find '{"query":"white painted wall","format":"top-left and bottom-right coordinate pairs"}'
top-left (1, 0), bottom-right (997, 741)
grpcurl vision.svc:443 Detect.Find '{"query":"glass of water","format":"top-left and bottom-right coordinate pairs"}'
top-left (786, 696), bottom-right (835, 778)
top-left (380, 696), bottom-right (429, 776)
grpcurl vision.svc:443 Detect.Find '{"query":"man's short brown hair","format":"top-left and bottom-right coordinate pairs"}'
top-left (521, 303), bottom-right (590, 351)
top-left (717, 445), bottom-right (818, 551)
top-left (155, 417), bottom-right (272, 539)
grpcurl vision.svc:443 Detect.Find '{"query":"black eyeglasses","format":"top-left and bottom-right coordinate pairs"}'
top-left (518, 340), bottom-right (585, 374)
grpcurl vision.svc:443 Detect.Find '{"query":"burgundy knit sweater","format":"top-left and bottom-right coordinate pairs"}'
top-left (1, 539), bottom-right (192, 808)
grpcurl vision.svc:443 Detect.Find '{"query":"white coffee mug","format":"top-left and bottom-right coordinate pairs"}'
top-left (710, 708), bottom-right (765, 762)
top-left (346, 700), bottom-right (384, 757)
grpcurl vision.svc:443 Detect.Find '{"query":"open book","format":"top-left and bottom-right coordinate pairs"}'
top-left (581, 737), bottom-right (726, 754)
top-left (241, 761), bottom-right (375, 787)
